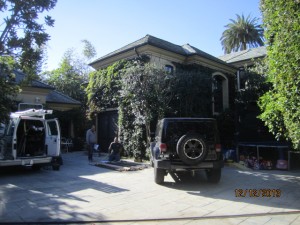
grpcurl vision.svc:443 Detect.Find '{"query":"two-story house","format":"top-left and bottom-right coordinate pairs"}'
top-left (89, 34), bottom-right (237, 150)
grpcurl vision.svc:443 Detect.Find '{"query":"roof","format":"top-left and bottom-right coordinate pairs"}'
top-left (14, 70), bottom-right (81, 106)
top-left (218, 46), bottom-right (266, 64)
top-left (14, 70), bottom-right (54, 90)
top-left (89, 34), bottom-right (232, 68)
top-left (46, 90), bottom-right (81, 105)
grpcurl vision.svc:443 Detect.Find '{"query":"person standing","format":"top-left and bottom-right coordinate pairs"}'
top-left (108, 137), bottom-right (123, 162)
top-left (86, 125), bottom-right (96, 163)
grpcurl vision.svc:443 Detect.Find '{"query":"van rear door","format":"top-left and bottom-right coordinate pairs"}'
top-left (45, 119), bottom-right (61, 156)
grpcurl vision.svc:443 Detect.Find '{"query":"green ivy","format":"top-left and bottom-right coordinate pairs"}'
top-left (86, 60), bottom-right (128, 115)
top-left (259, 0), bottom-right (300, 149)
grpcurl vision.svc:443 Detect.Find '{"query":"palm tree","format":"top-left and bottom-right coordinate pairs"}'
top-left (220, 14), bottom-right (264, 54)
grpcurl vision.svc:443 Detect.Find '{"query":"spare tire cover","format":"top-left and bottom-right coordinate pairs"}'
top-left (176, 134), bottom-right (208, 165)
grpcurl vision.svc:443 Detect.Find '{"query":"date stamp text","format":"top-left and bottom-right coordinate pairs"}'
top-left (235, 189), bottom-right (281, 198)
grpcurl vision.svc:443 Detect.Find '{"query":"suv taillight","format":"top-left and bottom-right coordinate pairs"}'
top-left (215, 144), bottom-right (221, 152)
top-left (160, 143), bottom-right (167, 152)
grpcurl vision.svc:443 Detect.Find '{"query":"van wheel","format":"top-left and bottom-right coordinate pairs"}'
top-left (176, 134), bottom-right (208, 165)
top-left (52, 165), bottom-right (60, 171)
top-left (154, 166), bottom-right (165, 184)
top-left (206, 168), bottom-right (221, 183)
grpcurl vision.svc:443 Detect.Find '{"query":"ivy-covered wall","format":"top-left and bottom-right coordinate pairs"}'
top-left (86, 57), bottom-right (236, 159)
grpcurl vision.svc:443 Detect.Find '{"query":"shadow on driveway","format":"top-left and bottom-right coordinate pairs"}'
top-left (162, 166), bottom-right (300, 211)
top-left (0, 152), bottom-right (129, 223)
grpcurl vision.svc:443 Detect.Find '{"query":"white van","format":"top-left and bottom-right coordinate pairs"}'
top-left (0, 108), bottom-right (62, 170)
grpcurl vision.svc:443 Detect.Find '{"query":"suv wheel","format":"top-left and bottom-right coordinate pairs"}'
top-left (154, 165), bottom-right (165, 184)
top-left (206, 168), bottom-right (221, 183)
top-left (176, 134), bottom-right (208, 165)
top-left (52, 164), bottom-right (60, 171)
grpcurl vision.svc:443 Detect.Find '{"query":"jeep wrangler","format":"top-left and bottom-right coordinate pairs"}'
top-left (150, 118), bottom-right (223, 184)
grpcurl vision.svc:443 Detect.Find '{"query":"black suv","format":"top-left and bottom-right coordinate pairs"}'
top-left (150, 118), bottom-right (224, 184)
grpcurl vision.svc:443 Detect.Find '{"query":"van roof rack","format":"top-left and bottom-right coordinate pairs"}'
top-left (11, 109), bottom-right (53, 119)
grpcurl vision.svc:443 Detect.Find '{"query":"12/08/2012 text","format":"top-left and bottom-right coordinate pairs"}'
top-left (235, 189), bottom-right (281, 197)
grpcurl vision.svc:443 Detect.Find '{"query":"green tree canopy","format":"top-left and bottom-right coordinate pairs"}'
top-left (221, 14), bottom-right (265, 54)
top-left (0, 0), bottom-right (56, 122)
top-left (259, 0), bottom-right (300, 149)
top-left (0, 0), bottom-right (57, 76)
top-left (0, 56), bottom-right (19, 123)
top-left (44, 39), bottom-right (97, 104)
top-left (45, 54), bottom-right (86, 103)
top-left (43, 41), bottom-right (96, 141)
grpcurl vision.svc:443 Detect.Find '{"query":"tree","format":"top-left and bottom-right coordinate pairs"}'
top-left (0, 0), bottom-right (56, 122)
top-left (0, 56), bottom-right (19, 123)
top-left (258, 0), bottom-right (300, 149)
top-left (44, 40), bottom-right (97, 101)
top-left (86, 60), bottom-right (126, 114)
top-left (220, 14), bottom-right (264, 54)
top-left (86, 58), bottom-right (175, 159)
top-left (81, 39), bottom-right (97, 60)
top-left (43, 40), bottom-right (97, 142)
top-left (119, 60), bottom-right (175, 158)
top-left (0, 0), bottom-right (57, 76)
top-left (45, 52), bottom-right (86, 102)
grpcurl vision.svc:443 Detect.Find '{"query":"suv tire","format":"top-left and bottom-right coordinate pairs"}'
top-left (176, 134), bottom-right (208, 165)
top-left (206, 168), bottom-right (221, 183)
top-left (154, 165), bottom-right (165, 184)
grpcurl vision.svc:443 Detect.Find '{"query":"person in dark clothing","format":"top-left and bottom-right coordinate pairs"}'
top-left (108, 137), bottom-right (123, 162)
top-left (86, 125), bottom-right (96, 163)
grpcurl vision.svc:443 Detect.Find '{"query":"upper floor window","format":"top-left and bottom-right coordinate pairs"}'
top-left (212, 72), bottom-right (229, 115)
top-left (165, 65), bottom-right (174, 74)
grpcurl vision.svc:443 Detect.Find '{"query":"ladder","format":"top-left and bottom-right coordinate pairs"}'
top-left (11, 109), bottom-right (53, 119)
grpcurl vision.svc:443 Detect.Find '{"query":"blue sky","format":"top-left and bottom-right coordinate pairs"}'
top-left (44, 0), bottom-right (262, 70)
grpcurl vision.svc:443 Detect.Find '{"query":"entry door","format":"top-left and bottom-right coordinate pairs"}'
top-left (97, 111), bottom-right (118, 152)
top-left (45, 119), bottom-right (61, 156)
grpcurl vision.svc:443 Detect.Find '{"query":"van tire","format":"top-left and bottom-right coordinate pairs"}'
top-left (176, 134), bottom-right (208, 165)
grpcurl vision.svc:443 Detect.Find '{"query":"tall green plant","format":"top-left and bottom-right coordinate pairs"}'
top-left (119, 60), bottom-right (175, 158)
top-left (221, 14), bottom-right (264, 54)
top-left (259, 0), bottom-right (300, 149)
top-left (0, 0), bottom-right (57, 76)
top-left (86, 60), bottom-right (127, 115)
top-left (43, 41), bottom-right (97, 140)
top-left (0, 56), bottom-right (19, 123)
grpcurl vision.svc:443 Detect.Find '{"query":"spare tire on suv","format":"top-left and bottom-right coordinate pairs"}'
top-left (176, 133), bottom-right (208, 165)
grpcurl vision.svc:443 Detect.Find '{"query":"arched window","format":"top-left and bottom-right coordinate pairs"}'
top-left (165, 65), bottom-right (174, 74)
top-left (212, 72), bottom-right (229, 115)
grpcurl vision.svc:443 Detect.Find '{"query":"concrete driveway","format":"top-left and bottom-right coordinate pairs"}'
top-left (0, 151), bottom-right (300, 224)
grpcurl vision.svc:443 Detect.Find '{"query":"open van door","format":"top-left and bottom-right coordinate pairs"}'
top-left (45, 119), bottom-right (61, 156)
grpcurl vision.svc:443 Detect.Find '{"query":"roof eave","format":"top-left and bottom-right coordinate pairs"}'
top-left (89, 42), bottom-right (149, 69)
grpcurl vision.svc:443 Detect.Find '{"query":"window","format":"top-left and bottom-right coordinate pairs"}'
top-left (213, 76), bottom-right (224, 113)
top-left (212, 73), bottom-right (229, 115)
top-left (165, 65), bottom-right (174, 74)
